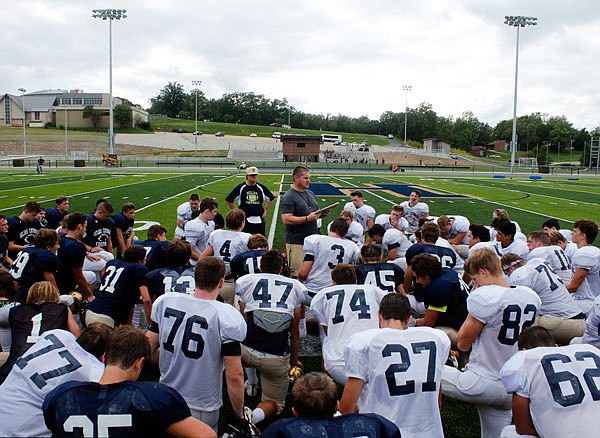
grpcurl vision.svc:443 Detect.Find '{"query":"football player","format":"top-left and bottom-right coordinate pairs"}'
top-left (43, 325), bottom-right (216, 437)
top-left (0, 324), bottom-right (110, 437)
top-left (542, 217), bottom-right (573, 241)
top-left (112, 202), bottom-right (136, 258)
top-left (501, 253), bottom-right (585, 345)
top-left (174, 193), bottom-right (200, 240)
top-left (83, 202), bottom-right (115, 261)
top-left (299, 218), bottom-right (360, 299)
top-left (136, 224), bottom-right (169, 271)
top-left (0, 215), bottom-right (12, 268)
top-left (495, 220), bottom-right (529, 258)
top-left (468, 224), bottom-right (503, 258)
top-left (343, 190), bottom-right (376, 233)
top-left (565, 219), bottom-right (600, 315)
top-left (146, 240), bottom-right (195, 299)
top-left (184, 197), bottom-right (217, 265)
top-left (366, 224), bottom-right (412, 270)
top-left (147, 257), bottom-right (247, 432)
top-left (374, 204), bottom-right (409, 233)
top-left (580, 295), bottom-right (600, 348)
top-left (327, 210), bottom-right (366, 246)
top-left (7, 201), bottom-right (42, 259)
top-left (501, 327), bottom-right (600, 438)
top-left (10, 228), bottom-right (60, 304)
top-left (311, 264), bottom-right (389, 384)
top-left (526, 230), bottom-right (573, 283)
top-left (44, 196), bottom-right (69, 231)
top-left (340, 293), bottom-right (450, 438)
top-left (200, 208), bottom-right (251, 304)
top-left (441, 248), bottom-right (541, 438)
top-left (0, 271), bottom-right (18, 360)
top-left (400, 190), bottom-right (429, 235)
top-left (235, 249), bottom-right (309, 428)
top-left (355, 243), bottom-right (405, 294)
top-left (86, 245), bottom-right (150, 328)
top-left (230, 233), bottom-right (269, 278)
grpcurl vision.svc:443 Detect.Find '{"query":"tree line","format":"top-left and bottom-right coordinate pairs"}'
top-left (149, 82), bottom-right (599, 162)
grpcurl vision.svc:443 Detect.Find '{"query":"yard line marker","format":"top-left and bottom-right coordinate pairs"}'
top-left (144, 196), bottom-right (150, 200)
top-left (268, 174), bottom-right (286, 249)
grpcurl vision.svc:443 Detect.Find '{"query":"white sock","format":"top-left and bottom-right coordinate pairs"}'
top-left (252, 407), bottom-right (265, 424)
top-left (299, 317), bottom-right (307, 337)
top-left (245, 367), bottom-right (258, 385)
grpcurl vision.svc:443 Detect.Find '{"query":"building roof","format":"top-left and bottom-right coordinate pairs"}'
top-left (5, 93), bottom-right (58, 112)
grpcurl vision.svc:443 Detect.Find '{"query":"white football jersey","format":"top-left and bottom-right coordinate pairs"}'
top-left (508, 259), bottom-right (581, 319)
top-left (466, 285), bottom-right (541, 380)
top-left (0, 329), bottom-right (103, 437)
top-left (382, 228), bottom-right (412, 263)
top-left (311, 284), bottom-right (388, 370)
top-left (528, 245), bottom-right (573, 283)
top-left (151, 293), bottom-right (246, 411)
top-left (235, 273), bottom-right (309, 314)
top-left (559, 228), bottom-right (573, 241)
top-left (207, 229), bottom-right (251, 275)
top-left (564, 242), bottom-right (578, 261)
top-left (303, 235), bottom-right (360, 293)
top-left (501, 344), bottom-right (600, 438)
top-left (436, 237), bottom-right (465, 275)
top-left (174, 201), bottom-right (196, 239)
top-left (184, 218), bottom-right (215, 265)
top-left (327, 220), bottom-right (365, 245)
top-left (399, 201), bottom-right (429, 233)
top-left (343, 202), bottom-right (376, 232)
top-left (448, 215), bottom-right (470, 245)
top-left (344, 327), bottom-right (450, 438)
top-left (469, 241), bottom-right (504, 259)
top-left (500, 238), bottom-right (529, 258)
top-left (374, 214), bottom-right (409, 233)
top-left (571, 246), bottom-right (600, 315)
top-left (582, 296), bottom-right (600, 348)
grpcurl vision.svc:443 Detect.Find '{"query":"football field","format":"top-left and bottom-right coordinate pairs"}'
top-left (1, 167), bottom-right (599, 437)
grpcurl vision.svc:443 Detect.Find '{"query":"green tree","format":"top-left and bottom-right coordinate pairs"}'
top-left (113, 104), bottom-right (132, 128)
top-left (82, 105), bottom-right (103, 128)
top-left (149, 82), bottom-right (186, 118)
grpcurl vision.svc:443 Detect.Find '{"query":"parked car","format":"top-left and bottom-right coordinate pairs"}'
top-left (193, 131), bottom-right (203, 136)
top-left (215, 132), bottom-right (225, 137)
top-left (250, 133), bottom-right (257, 137)
top-left (272, 132), bottom-right (281, 139)
top-left (450, 153), bottom-right (458, 159)
top-left (387, 134), bottom-right (394, 139)
top-left (333, 140), bottom-right (341, 145)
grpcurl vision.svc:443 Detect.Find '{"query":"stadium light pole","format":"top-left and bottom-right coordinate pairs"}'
top-left (65, 108), bottom-right (68, 160)
top-left (92, 8), bottom-right (127, 156)
top-left (504, 15), bottom-right (538, 173)
top-left (402, 85), bottom-right (412, 159)
top-left (192, 80), bottom-right (202, 151)
top-left (18, 88), bottom-right (27, 155)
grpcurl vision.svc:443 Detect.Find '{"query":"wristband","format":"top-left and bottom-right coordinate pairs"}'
top-left (305, 215), bottom-right (308, 223)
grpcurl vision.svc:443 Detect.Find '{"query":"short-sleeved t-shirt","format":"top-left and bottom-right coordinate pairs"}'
top-left (280, 188), bottom-right (318, 244)
top-left (7, 217), bottom-right (40, 259)
top-left (84, 214), bottom-right (114, 250)
top-left (226, 182), bottom-right (275, 218)
top-left (44, 207), bottom-right (68, 230)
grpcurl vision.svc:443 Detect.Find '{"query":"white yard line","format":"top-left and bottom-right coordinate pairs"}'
top-left (268, 174), bottom-right (286, 248)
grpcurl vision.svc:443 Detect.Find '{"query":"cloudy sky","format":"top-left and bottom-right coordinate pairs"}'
top-left (4, 0), bottom-right (600, 129)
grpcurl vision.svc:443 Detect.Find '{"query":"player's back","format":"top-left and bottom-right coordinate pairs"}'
top-left (571, 245), bottom-right (600, 313)
top-left (10, 247), bottom-right (59, 303)
top-left (150, 292), bottom-right (246, 411)
top-left (136, 240), bottom-right (169, 271)
top-left (582, 295), bottom-right (600, 348)
top-left (0, 329), bottom-right (103, 437)
top-left (501, 344), bottom-right (600, 438)
top-left (405, 243), bottom-right (456, 270)
top-left (43, 380), bottom-right (190, 438)
top-left (230, 249), bottom-right (266, 277)
top-left (345, 327), bottom-right (450, 438)
top-left (528, 245), bottom-right (572, 283)
top-left (466, 285), bottom-right (541, 379)
top-left (303, 235), bottom-right (360, 292)
top-left (312, 284), bottom-right (388, 370)
top-left (146, 266), bottom-right (195, 298)
top-left (208, 229), bottom-right (251, 273)
top-left (355, 263), bottom-right (404, 293)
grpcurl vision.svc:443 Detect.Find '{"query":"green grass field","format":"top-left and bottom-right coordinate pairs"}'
top-left (2, 167), bottom-right (599, 437)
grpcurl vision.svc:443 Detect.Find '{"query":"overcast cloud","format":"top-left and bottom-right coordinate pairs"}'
top-left (3, 0), bottom-right (600, 129)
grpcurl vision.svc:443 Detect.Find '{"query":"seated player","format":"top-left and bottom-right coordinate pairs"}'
top-left (526, 230), bottom-right (572, 283)
top-left (44, 196), bottom-right (69, 230)
top-left (147, 257), bottom-right (247, 432)
top-left (83, 201), bottom-right (115, 262)
top-left (502, 253), bottom-right (585, 345)
top-left (174, 193), bottom-right (200, 240)
top-left (0, 281), bottom-right (80, 381)
top-left (355, 243), bottom-right (404, 294)
top-left (10, 228), bottom-right (60, 304)
top-left (184, 197), bottom-right (217, 265)
top-left (542, 217), bottom-right (573, 242)
top-left (374, 204), bottom-right (409, 233)
top-left (437, 214), bottom-right (470, 246)
top-left (468, 224), bottom-right (503, 258)
top-left (230, 233), bottom-right (269, 278)
top-left (367, 224), bottom-right (412, 270)
top-left (200, 208), bottom-right (251, 304)
top-left (327, 210), bottom-right (365, 246)
top-left (548, 230), bottom-right (577, 266)
top-left (495, 220), bottom-right (529, 258)
top-left (263, 372), bottom-right (400, 438)
top-left (136, 224), bottom-right (169, 271)
top-left (299, 218), bottom-right (360, 299)
top-left (0, 324), bottom-right (110, 437)
top-left (490, 209), bottom-right (523, 241)
top-left (146, 240), bottom-right (195, 299)
top-left (343, 190), bottom-right (377, 233)
top-left (579, 295), bottom-right (600, 349)
top-left (7, 201), bottom-right (42, 260)
top-left (311, 264), bottom-right (389, 384)
top-left (86, 245), bottom-right (151, 328)
top-left (112, 202), bottom-right (136, 258)
top-left (43, 325), bottom-right (216, 438)
top-left (441, 248), bottom-right (541, 438)
top-left (340, 293), bottom-right (450, 438)
top-left (235, 249), bottom-right (309, 428)
top-left (0, 271), bottom-right (19, 365)
top-left (0, 214), bottom-right (12, 269)
top-left (501, 326), bottom-right (600, 438)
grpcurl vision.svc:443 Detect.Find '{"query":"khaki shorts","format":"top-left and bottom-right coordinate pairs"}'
top-left (286, 243), bottom-right (305, 279)
top-left (219, 281), bottom-right (236, 306)
top-left (0, 352), bottom-right (8, 368)
top-left (241, 345), bottom-right (289, 414)
top-left (85, 310), bottom-right (116, 328)
top-left (536, 315), bottom-right (585, 346)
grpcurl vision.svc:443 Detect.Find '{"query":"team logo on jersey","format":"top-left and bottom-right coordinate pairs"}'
top-left (246, 191), bottom-right (260, 205)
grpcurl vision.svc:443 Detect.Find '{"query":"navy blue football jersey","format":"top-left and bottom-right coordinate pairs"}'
top-left (135, 240), bottom-right (169, 271)
top-left (405, 243), bottom-right (457, 269)
top-left (44, 207), bottom-right (68, 230)
top-left (0, 302), bottom-right (68, 378)
top-left (84, 214), bottom-right (114, 250)
top-left (88, 260), bottom-right (148, 325)
top-left (7, 217), bottom-right (41, 259)
top-left (0, 233), bottom-right (8, 260)
top-left (10, 247), bottom-right (60, 303)
top-left (355, 263), bottom-right (405, 293)
top-left (145, 266), bottom-right (195, 299)
top-left (56, 237), bottom-right (87, 295)
top-left (43, 380), bottom-right (191, 438)
top-left (262, 413), bottom-right (401, 438)
top-left (230, 249), bottom-right (267, 278)
top-left (413, 268), bottom-right (468, 330)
